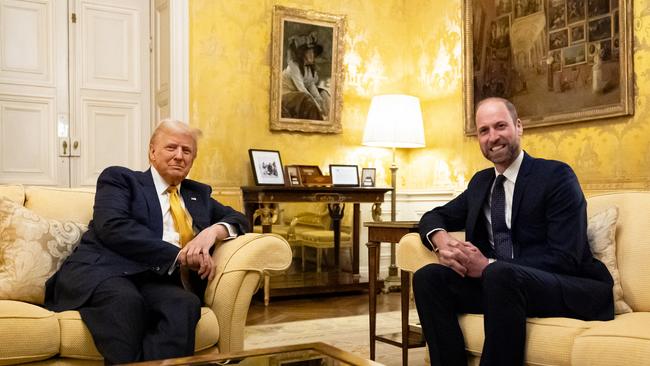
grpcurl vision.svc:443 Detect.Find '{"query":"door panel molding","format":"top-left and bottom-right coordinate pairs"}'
top-left (77, 96), bottom-right (141, 186)
top-left (80, 1), bottom-right (141, 92)
top-left (0, 96), bottom-right (57, 184)
top-left (0, 0), bottom-right (54, 87)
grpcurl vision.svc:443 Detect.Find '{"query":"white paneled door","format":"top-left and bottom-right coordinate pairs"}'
top-left (0, 0), bottom-right (150, 187)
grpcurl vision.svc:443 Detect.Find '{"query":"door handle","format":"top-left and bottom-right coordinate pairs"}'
top-left (59, 138), bottom-right (70, 157)
top-left (71, 139), bottom-right (80, 157)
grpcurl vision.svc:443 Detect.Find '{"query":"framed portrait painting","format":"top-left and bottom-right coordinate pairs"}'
top-left (270, 6), bottom-right (346, 134)
top-left (462, 0), bottom-right (633, 135)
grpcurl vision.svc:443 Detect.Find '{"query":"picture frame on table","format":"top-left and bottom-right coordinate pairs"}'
top-left (285, 165), bottom-right (302, 186)
top-left (462, 0), bottom-right (633, 135)
top-left (329, 164), bottom-right (359, 187)
top-left (361, 168), bottom-right (376, 187)
top-left (248, 149), bottom-right (285, 186)
top-left (269, 6), bottom-right (346, 134)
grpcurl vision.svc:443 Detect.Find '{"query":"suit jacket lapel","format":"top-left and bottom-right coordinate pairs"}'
top-left (467, 169), bottom-right (495, 249)
top-left (180, 183), bottom-right (206, 231)
top-left (140, 169), bottom-right (163, 235)
top-left (511, 152), bottom-right (533, 255)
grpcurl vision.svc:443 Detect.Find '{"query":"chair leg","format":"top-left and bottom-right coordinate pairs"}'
top-left (316, 248), bottom-right (322, 273)
top-left (264, 274), bottom-right (270, 306)
top-left (302, 246), bottom-right (306, 272)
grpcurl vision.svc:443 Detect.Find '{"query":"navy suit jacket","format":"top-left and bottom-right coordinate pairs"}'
top-left (418, 153), bottom-right (614, 320)
top-left (44, 166), bottom-right (249, 312)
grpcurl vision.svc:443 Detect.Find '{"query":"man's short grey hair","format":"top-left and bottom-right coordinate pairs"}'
top-left (149, 119), bottom-right (203, 149)
top-left (475, 97), bottom-right (518, 123)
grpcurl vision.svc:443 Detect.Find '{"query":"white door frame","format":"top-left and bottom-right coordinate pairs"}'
top-left (169, 0), bottom-right (188, 124)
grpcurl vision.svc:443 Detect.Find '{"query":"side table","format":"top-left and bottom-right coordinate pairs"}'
top-left (364, 221), bottom-right (425, 366)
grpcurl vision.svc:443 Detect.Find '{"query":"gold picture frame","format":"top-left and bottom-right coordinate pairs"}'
top-left (463, 0), bottom-right (633, 135)
top-left (270, 6), bottom-right (346, 134)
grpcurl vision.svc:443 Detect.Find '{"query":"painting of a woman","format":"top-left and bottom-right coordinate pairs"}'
top-left (281, 31), bottom-right (331, 120)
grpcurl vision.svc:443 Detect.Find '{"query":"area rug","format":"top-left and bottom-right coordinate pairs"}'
top-left (245, 311), bottom-right (428, 366)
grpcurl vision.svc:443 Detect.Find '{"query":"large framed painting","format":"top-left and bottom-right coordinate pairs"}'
top-left (463, 0), bottom-right (633, 135)
top-left (270, 6), bottom-right (346, 134)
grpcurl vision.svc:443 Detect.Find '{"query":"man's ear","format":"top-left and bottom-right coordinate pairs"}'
top-left (516, 118), bottom-right (523, 136)
top-left (148, 144), bottom-right (155, 161)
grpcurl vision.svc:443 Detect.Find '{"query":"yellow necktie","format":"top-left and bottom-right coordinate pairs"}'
top-left (168, 186), bottom-right (193, 247)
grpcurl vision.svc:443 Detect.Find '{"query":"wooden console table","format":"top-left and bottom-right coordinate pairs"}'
top-left (365, 221), bottom-right (425, 366)
top-left (242, 186), bottom-right (391, 304)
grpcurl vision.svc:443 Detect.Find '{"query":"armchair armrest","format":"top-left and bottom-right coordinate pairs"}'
top-left (396, 233), bottom-right (439, 273)
top-left (396, 231), bottom-right (466, 273)
top-left (204, 233), bottom-right (291, 352)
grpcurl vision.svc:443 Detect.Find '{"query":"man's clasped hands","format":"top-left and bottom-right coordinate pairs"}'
top-left (432, 230), bottom-right (491, 278)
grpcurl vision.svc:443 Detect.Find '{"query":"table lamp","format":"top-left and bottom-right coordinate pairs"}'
top-left (362, 94), bottom-right (425, 291)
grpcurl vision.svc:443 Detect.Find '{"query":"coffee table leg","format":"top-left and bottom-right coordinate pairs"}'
top-left (367, 240), bottom-right (378, 360)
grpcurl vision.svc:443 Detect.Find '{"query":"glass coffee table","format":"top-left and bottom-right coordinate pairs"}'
top-left (124, 342), bottom-right (384, 366)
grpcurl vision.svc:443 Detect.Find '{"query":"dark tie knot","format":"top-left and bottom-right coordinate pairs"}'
top-left (495, 174), bottom-right (506, 186)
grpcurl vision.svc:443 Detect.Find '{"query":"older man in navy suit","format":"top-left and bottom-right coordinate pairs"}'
top-left (414, 98), bottom-right (614, 366)
top-left (44, 120), bottom-right (249, 364)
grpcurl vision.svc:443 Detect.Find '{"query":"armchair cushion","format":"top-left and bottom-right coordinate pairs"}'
top-left (571, 312), bottom-right (650, 365)
top-left (55, 307), bottom-right (219, 359)
top-left (298, 230), bottom-right (352, 247)
top-left (0, 300), bottom-right (60, 364)
top-left (0, 198), bottom-right (86, 304)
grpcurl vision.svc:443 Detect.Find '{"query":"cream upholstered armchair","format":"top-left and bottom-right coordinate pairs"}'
top-left (397, 192), bottom-right (650, 366)
top-left (0, 184), bottom-right (292, 365)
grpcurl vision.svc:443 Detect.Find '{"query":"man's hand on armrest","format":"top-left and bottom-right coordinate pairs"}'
top-left (431, 230), bottom-right (471, 277)
top-left (180, 224), bottom-right (231, 281)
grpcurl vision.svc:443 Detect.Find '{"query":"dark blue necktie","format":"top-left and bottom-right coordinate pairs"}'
top-left (491, 175), bottom-right (513, 259)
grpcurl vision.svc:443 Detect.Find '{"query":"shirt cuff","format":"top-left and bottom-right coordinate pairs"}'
top-left (426, 228), bottom-right (446, 252)
top-left (217, 222), bottom-right (238, 240)
top-left (168, 252), bottom-right (181, 275)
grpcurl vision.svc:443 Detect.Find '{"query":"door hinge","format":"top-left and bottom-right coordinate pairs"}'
top-left (71, 13), bottom-right (77, 23)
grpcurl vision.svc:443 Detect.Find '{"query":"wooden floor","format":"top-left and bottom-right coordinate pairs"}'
top-left (246, 290), bottom-right (403, 326)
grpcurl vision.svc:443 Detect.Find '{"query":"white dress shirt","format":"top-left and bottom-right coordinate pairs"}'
top-left (483, 150), bottom-right (524, 250)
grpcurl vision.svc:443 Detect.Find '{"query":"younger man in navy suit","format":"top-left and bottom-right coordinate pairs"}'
top-left (414, 98), bottom-right (614, 366)
top-left (45, 120), bottom-right (249, 363)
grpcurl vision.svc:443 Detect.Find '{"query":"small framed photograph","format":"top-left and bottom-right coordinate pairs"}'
top-left (361, 168), bottom-right (376, 187)
top-left (248, 149), bottom-right (285, 185)
top-left (329, 164), bottom-right (359, 187)
top-left (285, 165), bottom-right (302, 186)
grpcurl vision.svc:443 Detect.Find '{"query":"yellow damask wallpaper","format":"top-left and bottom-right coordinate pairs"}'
top-left (190, 0), bottom-right (650, 193)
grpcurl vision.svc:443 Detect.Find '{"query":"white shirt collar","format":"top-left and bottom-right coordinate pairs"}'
top-left (494, 150), bottom-right (524, 184)
top-left (150, 166), bottom-right (181, 195)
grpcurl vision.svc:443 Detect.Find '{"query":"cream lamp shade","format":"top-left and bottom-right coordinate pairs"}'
top-left (362, 94), bottom-right (425, 148)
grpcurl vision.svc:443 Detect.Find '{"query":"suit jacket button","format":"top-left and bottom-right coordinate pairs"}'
top-left (154, 266), bottom-right (160, 271)
top-left (122, 271), bottom-right (128, 275)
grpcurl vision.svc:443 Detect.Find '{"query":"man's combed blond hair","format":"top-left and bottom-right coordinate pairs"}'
top-left (149, 119), bottom-right (203, 153)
